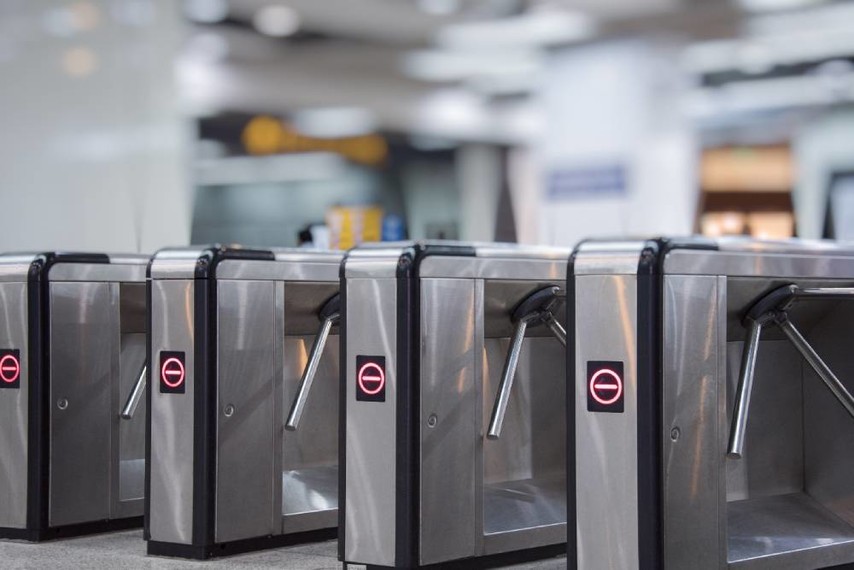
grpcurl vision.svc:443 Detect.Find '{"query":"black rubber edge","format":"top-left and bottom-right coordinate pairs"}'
top-left (636, 240), bottom-right (664, 570)
top-left (337, 253), bottom-right (348, 562)
top-left (148, 527), bottom-right (336, 560)
top-left (364, 543), bottom-right (565, 570)
top-left (25, 255), bottom-right (49, 533)
top-left (0, 516), bottom-right (143, 542)
top-left (565, 247), bottom-right (578, 570)
top-left (143, 255), bottom-right (154, 541)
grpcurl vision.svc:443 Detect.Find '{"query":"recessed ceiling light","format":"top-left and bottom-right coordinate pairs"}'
top-left (183, 0), bottom-right (228, 24)
top-left (253, 5), bottom-right (300, 37)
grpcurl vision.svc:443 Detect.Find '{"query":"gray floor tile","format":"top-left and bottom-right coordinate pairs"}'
top-left (0, 531), bottom-right (565, 569)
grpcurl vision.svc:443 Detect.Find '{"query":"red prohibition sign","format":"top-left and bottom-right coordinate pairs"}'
top-left (357, 362), bottom-right (385, 395)
top-left (589, 368), bottom-right (623, 406)
top-left (161, 357), bottom-right (186, 389)
top-left (0, 354), bottom-right (20, 383)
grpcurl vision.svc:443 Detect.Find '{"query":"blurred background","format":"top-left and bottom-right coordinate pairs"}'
top-left (2, 0), bottom-right (854, 252)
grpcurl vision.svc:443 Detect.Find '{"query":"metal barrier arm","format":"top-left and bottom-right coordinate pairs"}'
top-left (487, 286), bottom-right (566, 440)
top-left (727, 284), bottom-right (854, 459)
top-left (120, 363), bottom-right (147, 420)
top-left (285, 294), bottom-right (340, 431)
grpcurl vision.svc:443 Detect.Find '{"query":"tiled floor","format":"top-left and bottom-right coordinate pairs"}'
top-left (0, 531), bottom-right (566, 569)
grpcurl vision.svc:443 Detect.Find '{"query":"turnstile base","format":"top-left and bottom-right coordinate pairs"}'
top-left (0, 516), bottom-right (143, 542)
top-left (351, 542), bottom-right (566, 569)
top-left (147, 526), bottom-right (337, 560)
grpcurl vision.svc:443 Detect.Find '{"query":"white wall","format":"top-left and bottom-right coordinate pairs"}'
top-left (0, 1), bottom-right (191, 254)
top-left (536, 40), bottom-right (697, 247)
top-left (793, 109), bottom-right (854, 239)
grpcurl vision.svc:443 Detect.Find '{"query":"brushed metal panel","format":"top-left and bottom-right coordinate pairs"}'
top-left (149, 279), bottom-right (195, 544)
top-left (49, 281), bottom-right (114, 526)
top-left (0, 281), bottom-right (29, 528)
top-left (575, 274), bottom-right (639, 570)
top-left (48, 262), bottom-right (146, 282)
top-left (215, 280), bottom-right (277, 543)
top-left (418, 257), bottom-right (567, 281)
top-left (149, 248), bottom-right (209, 279)
top-left (419, 278), bottom-right (477, 565)
top-left (344, 276), bottom-right (397, 566)
top-left (725, 341), bottom-right (804, 503)
top-left (282, 333), bottom-right (339, 515)
top-left (574, 241), bottom-right (648, 275)
top-left (661, 275), bottom-right (725, 570)
top-left (116, 333), bottom-right (146, 507)
top-left (802, 301), bottom-right (854, 528)
top-left (664, 250), bottom-right (854, 279)
top-left (216, 259), bottom-right (342, 282)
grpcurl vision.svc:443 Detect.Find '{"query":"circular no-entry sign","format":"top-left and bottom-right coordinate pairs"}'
top-left (589, 368), bottom-right (623, 406)
top-left (161, 357), bottom-right (186, 389)
top-left (357, 362), bottom-right (385, 396)
top-left (0, 354), bottom-right (20, 384)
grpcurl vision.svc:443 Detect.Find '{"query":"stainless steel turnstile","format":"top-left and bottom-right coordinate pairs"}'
top-left (147, 246), bottom-right (343, 559)
top-left (0, 252), bottom-right (149, 540)
top-left (571, 238), bottom-right (854, 569)
top-left (341, 241), bottom-right (570, 568)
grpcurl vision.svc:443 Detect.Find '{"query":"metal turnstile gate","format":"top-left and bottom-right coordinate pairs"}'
top-left (0, 252), bottom-right (149, 540)
top-left (341, 241), bottom-right (570, 568)
top-left (147, 246), bottom-right (342, 559)
top-left (571, 238), bottom-right (854, 569)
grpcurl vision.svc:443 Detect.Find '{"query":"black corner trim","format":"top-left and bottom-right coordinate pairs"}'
top-left (143, 276), bottom-right (153, 541)
top-left (635, 241), bottom-right (663, 570)
top-left (338, 252), bottom-right (348, 562)
top-left (193, 245), bottom-right (275, 280)
top-left (0, 517), bottom-right (143, 542)
top-left (25, 256), bottom-right (49, 531)
top-left (565, 247), bottom-right (578, 570)
top-left (148, 527), bottom-right (336, 560)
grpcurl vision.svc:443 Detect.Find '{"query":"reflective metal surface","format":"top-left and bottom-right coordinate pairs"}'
top-left (574, 273), bottom-right (639, 570)
top-left (120, 365), bottom-right (147, 420)
top-left (149, 279), bottom-right (195, 544)
top-left (344, 272), bottom-right (398, 566)
top-left (215, 280), bottom-right (278, 543)
top-left (49, 281), bottom-right (114, 526)
top-left (481, 287), bottom-right (566, 555)
top-left (0, 281), bottom-right (29, 528)
top-left (281, 331), bottom-right (339, 519)
top-left (419, 278), bottom-right (478, 565)
top-left (728, 318), bottom-right (763, 459)
top-left (728, 493), bottom-right (854, 568)
top-left (662, 275), bottom-right (726, 570)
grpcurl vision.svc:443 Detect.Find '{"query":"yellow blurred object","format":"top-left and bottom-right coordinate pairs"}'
top-left (326, 206), bottom-right (384, 250)
top-left (701, 146), bottom-right (794, 193)
top-left (748, 212), bottom-right (795, 239)
top-left (241, 116), bottom-right (387, 166)
top-left (701, 212), bottom-right (747, 237)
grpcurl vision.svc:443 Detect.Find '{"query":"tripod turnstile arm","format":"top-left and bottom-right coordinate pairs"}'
top-left (487, 286), bottom-right (567, 440)
top-left (727, 319), bottom-right (763, 459)
top-left (487, 315), bottom-right (533, 440)
top-left (545, 314), bottom-right (567, 348)
top-left (120, 364), bottom-right (147, 420)
top-left (286, 294), bottom-right (340, 431)
top-left (777, 315), bottom-right (854, 419)
top-left (728, 284), bottom-right (854, 460)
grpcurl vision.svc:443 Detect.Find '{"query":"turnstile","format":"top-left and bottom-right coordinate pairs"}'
top-left (570, 238), bottom-right (854, 569)
top-left (341, 241), bottom-right (570, 568)
top-left (0, 252), bottom-right (149, 540)
top-left (147, 246), bottom-right (343, 559)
